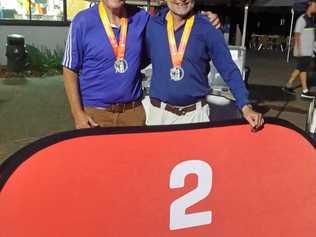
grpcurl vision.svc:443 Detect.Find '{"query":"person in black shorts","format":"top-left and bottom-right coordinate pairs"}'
top-left (283, 0), bottom-right (316, 99)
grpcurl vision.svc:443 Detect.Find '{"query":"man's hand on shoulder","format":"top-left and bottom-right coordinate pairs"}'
top-left (241, 104), bottom-right (264, 132)
top-left (201, 11), bottom-right (221, 29)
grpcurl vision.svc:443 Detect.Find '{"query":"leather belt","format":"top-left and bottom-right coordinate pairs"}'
top-left (150, 98), bottom-right (207, 116)
top-left (104, 99), bottom-right (142, 113)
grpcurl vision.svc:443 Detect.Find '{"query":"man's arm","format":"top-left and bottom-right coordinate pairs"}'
top-left (294, 32), bottom-right (302, 56)
top-left (62, 17), bottom-right (98, 129)
top-left (205, 26), bottom-right (263, 130)
top-left (293, 16), bottom-right (305, 57)
top-left (63, 67), bottom-right (98, 129)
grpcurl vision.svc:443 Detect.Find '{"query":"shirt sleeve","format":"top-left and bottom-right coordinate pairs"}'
top-left (205, 24), bottom-right (249, 109)
top-left (294, 16), bottom-right (305, 34)
top-left (62, 18), bottom-right (83, 72)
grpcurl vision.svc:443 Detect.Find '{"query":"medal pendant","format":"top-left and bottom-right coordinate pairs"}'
top-left (114, 59), bottom-right (128, 73)
top-left (170, 67), bottom-right (184, 81)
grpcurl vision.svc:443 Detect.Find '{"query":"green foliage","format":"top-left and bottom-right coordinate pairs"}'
top-left (16, 0), bottom-right (24, 7)
top-left (26, 44), bottom-right (63, 74)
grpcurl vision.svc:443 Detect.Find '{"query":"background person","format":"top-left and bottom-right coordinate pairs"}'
top-left (283, 0), bottom-right (316, 99)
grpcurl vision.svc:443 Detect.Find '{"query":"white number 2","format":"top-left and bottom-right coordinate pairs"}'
top-left (169, 160), bottom-right (213, 230)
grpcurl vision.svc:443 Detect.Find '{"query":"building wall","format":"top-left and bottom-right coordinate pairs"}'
top-left (0, 25), bottom-right (69, 65)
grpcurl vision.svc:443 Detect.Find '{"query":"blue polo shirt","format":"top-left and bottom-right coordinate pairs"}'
top-left (62, 5), bottom-right (150, 108)
top-left (145, 8), bottom-right (249, 109)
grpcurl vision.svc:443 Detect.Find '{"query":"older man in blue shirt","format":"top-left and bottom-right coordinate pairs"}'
top-left (145, 0), bottom-right (263, 129)
top-left (63, 1), bottom-right (149, 128)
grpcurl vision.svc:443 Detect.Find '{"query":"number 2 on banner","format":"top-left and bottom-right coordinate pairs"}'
top-left (169, 160), bottom-right (213, 230)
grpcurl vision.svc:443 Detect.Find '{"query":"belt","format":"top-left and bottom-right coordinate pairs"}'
top-left (103, 99), bottom-right (142, 113)
top-left (150, 98), bottom-right (207, 116)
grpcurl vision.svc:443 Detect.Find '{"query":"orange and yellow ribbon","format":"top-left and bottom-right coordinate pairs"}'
top-left (166, 11), bottom-right (195, 68)
top-left (99, 1), bottom-right (128, 60)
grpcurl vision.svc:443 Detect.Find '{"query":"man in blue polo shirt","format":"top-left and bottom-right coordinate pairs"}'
top-left (63, 0), bottom-right (220, 128)
top-left (145, 0), bottom-right (263, 129)
top-left (63, 0), bottom-right (149, 128)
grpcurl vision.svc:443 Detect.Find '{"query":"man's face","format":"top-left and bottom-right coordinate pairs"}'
top-left (310, 2), bottom-right (316, 13)
top-left (167, 0), bottom-right (195, 18)
top-left (103, 0), bottom-right (125, 9)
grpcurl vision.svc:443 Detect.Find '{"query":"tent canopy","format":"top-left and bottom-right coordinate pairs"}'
top-left (250, 0), bottom-right (309, 12)
top-left (198, 0), bottom-right (233, 5)
top-left (251, 0), bottom-right (308, 7)
top-left (196, 0), bottom-right (308, 9)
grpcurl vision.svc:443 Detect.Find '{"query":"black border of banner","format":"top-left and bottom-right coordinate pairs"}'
top-left (0, 118), bottom-right (315, 192)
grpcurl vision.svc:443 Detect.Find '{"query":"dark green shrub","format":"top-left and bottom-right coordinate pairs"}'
top-left (26, 44), bottom-right (64, 75)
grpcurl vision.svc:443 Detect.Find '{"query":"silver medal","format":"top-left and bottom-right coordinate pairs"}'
top-left (170, 67), bottom-right (184, 81)
top-left (114, 59), bottom-right (128, 73)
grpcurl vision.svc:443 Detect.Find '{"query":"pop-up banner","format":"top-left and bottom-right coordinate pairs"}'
top-left (0, 120), bottom-right (315, 237)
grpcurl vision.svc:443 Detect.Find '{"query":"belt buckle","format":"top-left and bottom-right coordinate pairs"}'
top-left (178, 107), bottom-right (186, 116)
top-left (112, 104), bottom-right (123, 113)
top-left (111, 104), bottom-right (116, 113)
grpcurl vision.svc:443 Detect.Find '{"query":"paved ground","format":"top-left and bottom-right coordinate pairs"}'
top-left (0, 49), bottom-right (314, 164)
top-left (0, 76), bottom-right (73, 164)
top-left (247, 50), bottom-right (313, 130)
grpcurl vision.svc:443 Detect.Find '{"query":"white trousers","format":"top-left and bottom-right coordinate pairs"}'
top-left (146, 99), bottom-right (210, 125)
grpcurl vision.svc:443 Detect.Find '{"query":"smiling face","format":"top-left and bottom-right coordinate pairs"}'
top-left (166, 0), bottom-right (195, 19)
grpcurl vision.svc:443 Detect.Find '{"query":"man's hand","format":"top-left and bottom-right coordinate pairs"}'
top-left (201, 11), bottom-right (221, 29)
top-left (74, 110), bottom-right (99, 129)
top-left (241, 105), bottom-right (264, 132)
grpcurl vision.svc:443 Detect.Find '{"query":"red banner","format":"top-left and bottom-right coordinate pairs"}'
top-left (0, 120), bottom-right (315, 237)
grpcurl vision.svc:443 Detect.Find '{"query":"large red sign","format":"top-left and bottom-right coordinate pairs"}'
top-left (0, 120), bottom-right (315, 237)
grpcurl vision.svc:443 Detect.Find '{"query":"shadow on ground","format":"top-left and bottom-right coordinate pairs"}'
top-left (253, 103), bottom-right (308, 115)
top-left (249, 84), bottom-right (296, 103)
top-left (248, 84), bottom-right (310, 119)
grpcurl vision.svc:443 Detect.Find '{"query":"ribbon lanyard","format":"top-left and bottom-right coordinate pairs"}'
top-left (166, 11), bottom-right (195, 69)
top-left (98, 1), bottom-right (128, 61)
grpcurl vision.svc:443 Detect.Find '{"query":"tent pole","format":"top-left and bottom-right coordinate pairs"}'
top-left (287, 8), bottom-right (295, 63)
top-left (241, 4), bottom-right (249, 48)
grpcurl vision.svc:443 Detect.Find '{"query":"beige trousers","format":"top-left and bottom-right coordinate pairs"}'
top-left (84, 104), bottom-right (146, 127)
top-left (146, 100), bottom-right (210, 125)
